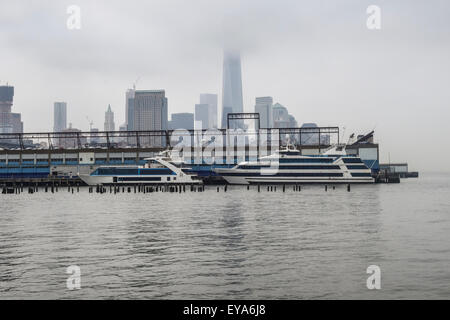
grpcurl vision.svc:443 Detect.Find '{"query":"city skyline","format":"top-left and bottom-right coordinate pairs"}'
top-left (1, 1), bottom-right (450, 171)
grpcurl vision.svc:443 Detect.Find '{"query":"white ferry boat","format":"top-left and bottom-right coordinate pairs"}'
top-left (214, 145), bottom-right (374, 184)
top-left (79, 156), bottom-right (201, 186)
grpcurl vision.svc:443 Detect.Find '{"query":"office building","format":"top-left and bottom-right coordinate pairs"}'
top-left (221, 51), bottom-right (244, 129)
top-left (200, 93), bottom-right (218, 128)
top-left (195, 104), bottom-right (209, 130)
top-left (133, 90), bottom-right (168, 146)
top-left (170, 113), bottom-right (194, 130)
top-left (53, 102), bottom-right (67, 132)
top-left (0, 85), bottom-right (23, 134)
top-left (255, 96), bottom-right (273, 129)
top-left (104, 104), bottom-right (115, 132)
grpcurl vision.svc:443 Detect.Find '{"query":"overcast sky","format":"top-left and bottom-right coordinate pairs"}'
top-left (1, 0), bottom-right (449, 171)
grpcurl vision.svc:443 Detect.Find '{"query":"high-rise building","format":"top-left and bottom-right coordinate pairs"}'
top-left (221, 51), bottom-right (244, 129)
top-left (133, 90), bottom-right (168, 146)
top-left (10, 113), bottom-right (23, 133)
top-left (0, 85), bottom-right (23, 134)
top-left (200, 93), bottom-right (218, 128)
top-left (272, 103), bottom-right (289, 128)
top-left (255, 96), bottom-right (273, 129)
top-left (104, 104), bottom-right (115, 132)
top-left (170, 113), bottom-right (194, 130)
top-left (272, 102), bottom-right (299, 143)
top-left (125, 88), bottom-right (135, 131)
top-left (195, 104), bottom-right (209, 130)
top-left (53, 102), bottom-right (67, 132)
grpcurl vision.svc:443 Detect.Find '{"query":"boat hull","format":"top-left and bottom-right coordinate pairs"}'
top-left (79, 174), bottom-right (202, 186)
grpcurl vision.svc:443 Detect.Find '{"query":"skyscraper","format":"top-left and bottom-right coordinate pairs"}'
top-left (104, 104), bottom-right (115, 131)
top-left (200, 93), bottom-right (218, 128)
top-left (0, 85), bottom-right (23, 134)
top-left (255, 96), bottom-right (273, 129)
top-left (221, 51), bottom-right (244, 129)
top-left (125, 88), bottom-right (135, 131)
top-left (133, 90), bottom-right (168, 146)
top-left (53, 102), bottom-right (67, 132)
top-left (195, 104), bottom-right (209, 130)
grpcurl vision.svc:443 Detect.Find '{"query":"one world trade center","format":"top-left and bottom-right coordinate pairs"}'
top-left (221, 50), bottom-right (244, 129)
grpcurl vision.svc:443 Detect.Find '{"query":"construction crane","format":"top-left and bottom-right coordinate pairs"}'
top-left (133, 76), bottom-right (141, 90)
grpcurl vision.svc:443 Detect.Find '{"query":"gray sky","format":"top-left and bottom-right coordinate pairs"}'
top-left (1, 0), bottom-right (449, 171)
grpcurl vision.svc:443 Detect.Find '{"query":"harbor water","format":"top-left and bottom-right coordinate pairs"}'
top-left (0, 173), bottom-right (449, 299)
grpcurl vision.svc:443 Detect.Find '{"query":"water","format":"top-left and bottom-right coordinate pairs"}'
top-left (1, 173), bottom-right (449, 299)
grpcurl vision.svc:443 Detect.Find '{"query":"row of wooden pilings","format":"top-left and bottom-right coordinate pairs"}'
top-left (217, 184), bottom-right (351, 192)
top-left (88, 184), bottom-right (206, 194)
top-left (2, 183), bottom-right (351, 194)
top-left (1, 182), bottom-right (81, 194)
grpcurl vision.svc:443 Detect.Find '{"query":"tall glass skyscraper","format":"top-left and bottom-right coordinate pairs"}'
top-left (53, 102), bottom-right (67, 132)
top-left (221, 51), bottom-right (244, 129)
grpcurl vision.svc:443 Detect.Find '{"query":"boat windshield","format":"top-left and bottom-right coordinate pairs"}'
top-left (144, 159), bottom-right (165, 169)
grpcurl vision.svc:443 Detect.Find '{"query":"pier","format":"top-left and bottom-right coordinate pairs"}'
top-left (0, 127), bottom-right (384, 185)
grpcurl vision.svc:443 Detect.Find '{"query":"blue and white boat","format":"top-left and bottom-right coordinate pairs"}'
top-left (214, 145), bottom-right (374, 184)
top-left (79, 156), bottom-right (201, 186)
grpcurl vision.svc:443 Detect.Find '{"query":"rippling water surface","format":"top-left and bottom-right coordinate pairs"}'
top-left (1, 173), bottom-right (449, 299)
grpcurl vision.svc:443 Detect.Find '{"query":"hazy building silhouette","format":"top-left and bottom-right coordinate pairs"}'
top-left (221, 51), bottom-right (244, 129)
top-left (170, 113), bottom-right (194, 130)
top-left (53, 102), bottom-right (67, 132)
top-left (200, 93), bottom-right (218, 128)
top-left (255, 96), bottom-right (273, 129)
top-left (195, 104), bottom-right (209, 130)
top-left (272, 103), bottom-right (297, 128)
top-left (104, 104), bottom-right (115, 132)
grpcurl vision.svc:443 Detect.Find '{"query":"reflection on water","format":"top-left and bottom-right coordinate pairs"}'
top-left (0, 173), bottom-right (449, 299)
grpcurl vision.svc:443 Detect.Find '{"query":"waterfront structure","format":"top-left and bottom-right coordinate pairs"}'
top-left (90, 128), bottom-right (100, 144)
top-left (56, 124), bottom-right (87, 149)
top-left (300, 123), bottom-right (331, 146)
top-left (200, 93), bottom-right (218, 128)
top-left (125, 88), bottom-right (135, 131)
top-left (1, 126), bottom-right (375, 181)
top-left (170, 113), bottom-right (194, 130)
top-left (195, 104), bottom-right (209, 130)
top-left (0, 85), bottom-right (23, 134)
top-left (53, 102), bottom-right (67, 132)
top-left (104, 104), bottom-right (115, 132)
top-left (255, 97), bottom-right (273, 129)
top-left (221, 51), bottom-right (244, 129)
top-left (133, 90), bottom-right (168, 146)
